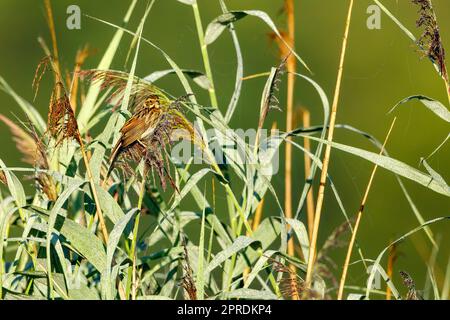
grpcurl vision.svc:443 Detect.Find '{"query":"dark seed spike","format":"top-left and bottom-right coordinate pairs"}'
top-left (412, 0), bottom-right (448, 81)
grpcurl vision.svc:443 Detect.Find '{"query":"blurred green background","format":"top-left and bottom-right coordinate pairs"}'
top-left (0, 0), bottom-right (448, 296)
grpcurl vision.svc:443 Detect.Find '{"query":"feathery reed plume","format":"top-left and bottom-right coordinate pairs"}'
top-left (317, 218), bottom-right (354, 263)
top-left (0, 115), bottom-right (38, 165)
top-left (181, 240), bottom-right (197, 300)
top-left (0, 115), bottom-right (57, 200)
top-left (47, 82), bottom-right (82, 146)
top-left (400, 270), bottom-right (423, 300)
top-left (80, 70), bottom-right (170, 111)
top-left (337, 118), bottom-right (396, 300)
top-left (386, 242), bottom-right (399, 300)
top-left (32, 56), bottom-right (51, 101)
top-left (306, 0), bottom-right (354, 287)
top-left (82, 70), bottom-right (198, 190)
top-left (314, 217), bottom-right (354, 292)
top-left (35, 58), bottom-right (109, 242)
top-left (257, 58), bottom-right (285, 138)
top-left (412, 0), bottom-right (450, 103)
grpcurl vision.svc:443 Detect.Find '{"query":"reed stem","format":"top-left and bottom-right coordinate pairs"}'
top-left (282, 0), bottom-right (299, 300)
top-left (192, 2), bottom-right (219, 110)
top-left (298, 108), bottom-right (315, 241)
top-left (126, 177), bottom-right (146, 300)
top-left (80, 143), bottom-right (109, 243)
top-left (305, 0), bottom-right (354, 287)
top-left (337, 118), bottom-right (396, 300)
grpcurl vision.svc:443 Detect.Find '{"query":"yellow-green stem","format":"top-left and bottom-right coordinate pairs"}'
top-left (192, 1), bottom-right (219, 109)
top-left (337, 118), bottom-right (396, 300)
top-left (126, 178), bottom-right (146, 300)
top-left (80, 143), bottom-right (109, 243)
top-left (192, 1), bottom-right (238, 236)
top-left (305, 0), bottom-right (354, 287)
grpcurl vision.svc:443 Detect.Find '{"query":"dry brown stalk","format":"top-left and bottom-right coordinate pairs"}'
top-left (386, 242), bottom-right (398, 300)
top-left (44, 0), bottom-right (62, 91)
top-left (70, 45), bottom-right (93, 112)
top-left (295, 107), bottom-right (315, 241)
top-left (269, 0), bottom-right (299, 299)
top-left (305, 0), bottom-right (354, 287)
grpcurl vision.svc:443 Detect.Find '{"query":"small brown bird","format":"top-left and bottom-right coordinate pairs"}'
top-left (82, 69), bottom-right (199, 189)
top-left (107, 94), bottom-right (164, 174)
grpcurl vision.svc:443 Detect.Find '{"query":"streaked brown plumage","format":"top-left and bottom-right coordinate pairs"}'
top-left (108, 95), bottom-right (163, 173)
top-left (82, 69), bottom-right (200, 189)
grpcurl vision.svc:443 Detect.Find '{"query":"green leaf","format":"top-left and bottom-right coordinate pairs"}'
top-left (300, 135), bottom-right (450, 197)
top-left (137, 295), bottom-right (174, 300)
top-left (69, 285), bottom-right (101, 300)
top-left (102, 209), bottom-right (139, 300)
top-left (421, 159), bottom-right (448, 188)
top-left (95, 184), bottom-right (126, 224)
top-left (204, 10), bottom-right (310, 73)
top-left (207, 236), bottom-right (256, 273)
top-left (233, 217), bottom-right (281, 277)
top-left (286, 218), bottom-right (310, 262)
top-left (321, 124), bottom-right (437, 248)
top-left (46, 180), bottom-right (87, 298)
top-left (0, 76), bottom-right (46, 134)
top-left (176, 0), bottom-right (196, 5)
top-left (389, 95), bottom-right (450, 123)
top-left (0, 160), bottom-right (26, 208)
top-left (0, 207), bottom-right (16, 297)
top-left (292, 73), bottom-right (330, 220)
top-left (58, 217), bottom-right (106, 272)
top-left (197, 201), bottom-right (206, 300)
top-left (144, 69), bottom-right (211, 90)
top-left (243, 249), bottom-right (277, 289)
top-left (170, 168), bottom-right (212, 213)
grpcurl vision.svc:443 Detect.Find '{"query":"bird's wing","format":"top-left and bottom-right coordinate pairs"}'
top-left (119, 116), bottom-right (148, 148)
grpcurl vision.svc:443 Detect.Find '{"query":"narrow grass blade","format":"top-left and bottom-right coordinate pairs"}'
top-left (78, 0), bottom-right (138, 132)
top-left (365, 217), bottom-right (449, 299)
top-left (389, 95), bottom-right (450, 122)
top-left (144, 69), bottom-right (211, 90)
top-left (207, 236), bottom-right (256, 273)
top-left (286, 218), bottom-right (310, 262)
top-left (204, 10), bottom-right (310, 73)
top-left (0, 77), bottom-right (46, 134)
top-left (219, 0), bottom-right (244, 123)
top-left (298, 135), bottom-right (450, 197)
top-left (45, 179), bottom-right (86, 299)
top-left (102, 209), bottom-right (139, 300)
top-left (197, 196), bottom-right (206, 300)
